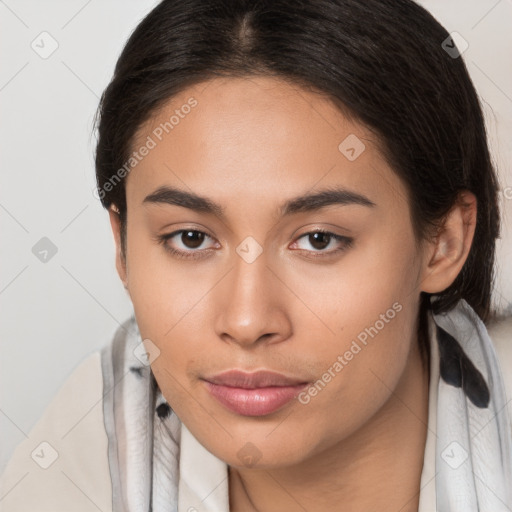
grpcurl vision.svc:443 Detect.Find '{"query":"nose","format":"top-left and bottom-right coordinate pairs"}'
top-left (213, 248), bottom-right (292, 349)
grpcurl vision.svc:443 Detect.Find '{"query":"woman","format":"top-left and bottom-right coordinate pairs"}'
top-left (1, 0), bottom-right (511, 510)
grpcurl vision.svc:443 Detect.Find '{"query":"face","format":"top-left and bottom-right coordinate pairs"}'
top-left (113, 75), bottom-right (435, 469)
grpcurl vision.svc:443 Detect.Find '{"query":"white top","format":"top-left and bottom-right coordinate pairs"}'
top-left (1, 315), bottom-right (511, 511)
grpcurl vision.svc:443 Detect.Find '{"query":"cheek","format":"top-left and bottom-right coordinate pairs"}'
top-left (124, 224), bottom-right (202, 334)
top-left (279, 223), bottom-right (419, 349)
top-left (287, 299), bottom-right (418, 459)
top-left (123, 229), bottom-right (214, 399)
top-left (285, 234), bottom-right (421, 430)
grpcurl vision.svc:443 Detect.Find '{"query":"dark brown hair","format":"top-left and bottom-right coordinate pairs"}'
top-left (94, 0), bottom-right (501, 356)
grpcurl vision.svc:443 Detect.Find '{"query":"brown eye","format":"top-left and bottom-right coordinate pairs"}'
top-left (292, 230), bottom-right (353, 257)
top-left (181, 230), bottom-right (206, 249)
top-left (157, 229), bottom-right (217, 259)
top-left (308, 232), bottom-right (331, 251)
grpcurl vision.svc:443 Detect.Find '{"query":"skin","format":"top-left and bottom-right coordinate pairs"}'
top-left (108, 76), bottom-right (477, 512)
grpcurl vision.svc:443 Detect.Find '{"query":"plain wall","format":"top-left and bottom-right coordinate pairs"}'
top-left (1, 0), bottom-right (511, 471)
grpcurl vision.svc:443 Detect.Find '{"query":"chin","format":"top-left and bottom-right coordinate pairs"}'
top-left (196, 425), bottom-right (318, 469)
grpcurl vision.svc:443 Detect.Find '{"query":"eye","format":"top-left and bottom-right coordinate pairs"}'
top-left (290, 230), bottom-right (353, 257)
top-left (156, 229), bottom-right (218, 260)
top-left (156, 228), bottom-right (353, 260)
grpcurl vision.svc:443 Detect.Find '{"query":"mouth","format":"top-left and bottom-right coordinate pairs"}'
top-left (201, 370), bottom-right (310, 417)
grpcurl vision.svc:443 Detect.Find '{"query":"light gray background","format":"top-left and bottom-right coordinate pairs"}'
top-left (1, 0), bottom-right (511, 471)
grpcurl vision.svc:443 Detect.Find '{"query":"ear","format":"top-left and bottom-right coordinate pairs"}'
top-left (420, 191), bottom-right (477, 294)
top-left (108, 205), bottom-right (129, 290)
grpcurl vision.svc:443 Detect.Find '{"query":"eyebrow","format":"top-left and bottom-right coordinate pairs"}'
top-left (143, 184), bottom-right (376, 221)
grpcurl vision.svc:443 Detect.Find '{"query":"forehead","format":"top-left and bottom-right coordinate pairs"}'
top-left (127, 76), bottom-right (409, 215)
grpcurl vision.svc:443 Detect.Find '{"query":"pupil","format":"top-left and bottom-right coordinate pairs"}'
top-left (310, 232), bottom-right (330, 250)
top-left (182, 231), bottom-right (204, 249)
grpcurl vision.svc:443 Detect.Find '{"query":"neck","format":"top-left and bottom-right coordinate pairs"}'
top-left (229, 338), bottom-right (430, 512)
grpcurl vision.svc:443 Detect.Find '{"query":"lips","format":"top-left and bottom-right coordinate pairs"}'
top-left (202, 370), bottom-right (309, 416)
top-left (204, 369), bottom-right (307, 388)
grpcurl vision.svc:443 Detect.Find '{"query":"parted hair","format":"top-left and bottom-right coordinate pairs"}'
top-left (94, 0), bottom-right (501, 357)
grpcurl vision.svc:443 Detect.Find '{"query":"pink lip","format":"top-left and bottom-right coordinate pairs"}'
top-left (202, 370), bottom-right (309, 416)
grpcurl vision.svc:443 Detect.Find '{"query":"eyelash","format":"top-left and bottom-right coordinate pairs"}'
top-left (156, 229), bottom-right (353, 260)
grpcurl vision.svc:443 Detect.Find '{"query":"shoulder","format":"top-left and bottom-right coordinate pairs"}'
top-left (486, 315), bottom-right (512, 414)
top-left (0, 352), bottom-right (112, 511)
top-left (487, 315), bottom-right (512, 372)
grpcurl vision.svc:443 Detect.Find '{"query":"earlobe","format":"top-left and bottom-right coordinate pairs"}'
top-left (420, 191), bottom-right (477, 294)
top-left (108, 205), bottom-right (128, 289)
